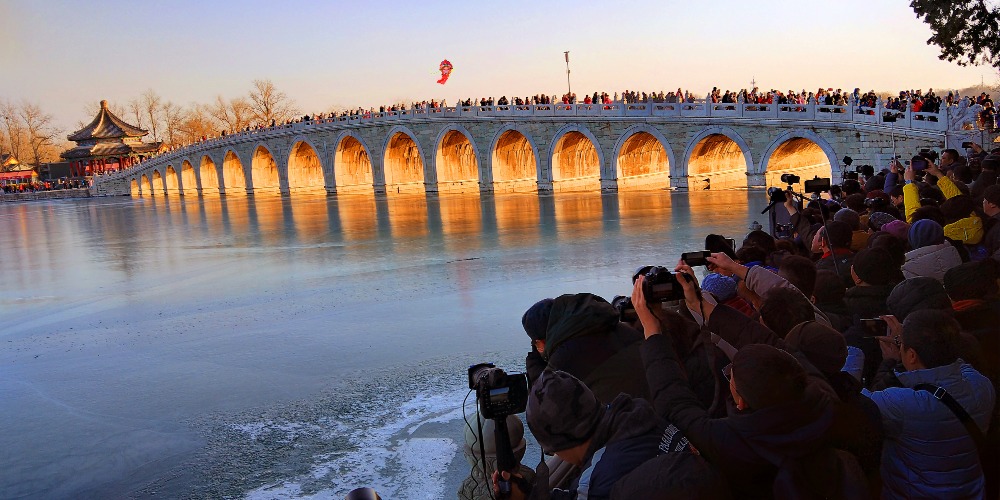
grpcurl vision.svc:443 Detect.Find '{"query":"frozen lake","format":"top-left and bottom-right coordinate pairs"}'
top-left (0, 190), bottom-right (767, 498)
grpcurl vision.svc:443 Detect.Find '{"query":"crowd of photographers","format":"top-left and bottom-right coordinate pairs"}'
top-left (483, 145), bottom-right (1000, 499)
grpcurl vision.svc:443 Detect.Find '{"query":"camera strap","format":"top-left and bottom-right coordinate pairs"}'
top-left (708, 332), bottom-right (737, 361)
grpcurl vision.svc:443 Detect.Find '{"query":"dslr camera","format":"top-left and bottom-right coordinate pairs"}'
top-left (855, 164), bottom-right (875, 177)
top-left (468, 363), bottom-right (529, 419)
top-left (633, 265), bottom-right (689, 302)
top-left (611, 295), bottom-right (637, 323)
top-left (780, 173), bottom-right (800, 185)
top-left (919, 149), bottom-right (939, 163)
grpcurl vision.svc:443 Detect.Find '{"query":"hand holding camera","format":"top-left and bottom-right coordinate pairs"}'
top-left (630, 276), bottom-right (661, 339)
top-left (673, 260), bottom-right (701, 310)
top-left (706, 252), bottom-right (746, 280)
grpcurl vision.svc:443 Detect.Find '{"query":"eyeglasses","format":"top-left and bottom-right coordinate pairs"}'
top-left (722, 363), bottom-right (733, 383)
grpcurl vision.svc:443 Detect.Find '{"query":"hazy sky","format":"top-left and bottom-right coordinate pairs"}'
top-left (0, 0), bottom-right (993, 134)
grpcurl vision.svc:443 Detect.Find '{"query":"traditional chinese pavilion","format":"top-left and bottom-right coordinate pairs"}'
top-left (61, 100), bottom-right (164, 176)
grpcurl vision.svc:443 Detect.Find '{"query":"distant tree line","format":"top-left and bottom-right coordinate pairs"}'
top-left (0, 100), bottom-right (60, 169)
top-left (92, 79), bottom-right (302, 149)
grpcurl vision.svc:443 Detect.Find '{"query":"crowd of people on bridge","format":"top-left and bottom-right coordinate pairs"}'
top-left (114, 83), bottom-right (997, 182)
top-left (490, 144), bottom-right (1000, 499)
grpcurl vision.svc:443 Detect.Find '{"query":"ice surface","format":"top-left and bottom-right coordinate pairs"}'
top-left (0, 191), bottom-right (767, 498)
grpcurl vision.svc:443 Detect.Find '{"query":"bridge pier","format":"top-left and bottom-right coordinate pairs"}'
top-left (669, 175), bottom-right (689, 191)
top-left (600, 178), bottom-right (619, 192)
top-left (747, 173), bottom-right (766, 189)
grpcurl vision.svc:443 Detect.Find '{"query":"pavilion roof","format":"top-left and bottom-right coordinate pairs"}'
top-left (67, 100), bottom-right (148, 141)
top-left (60, 141), bottom-right (163, 160)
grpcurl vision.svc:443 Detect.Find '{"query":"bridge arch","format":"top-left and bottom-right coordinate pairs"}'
top-left (286, 137), bottom-right (327, 192)
top-left (222, 149), bottom-right (247, 195)
top-left (140, 174), bottom-right (151, 195)
top-left (165, 166), bottom-right (180, 194)
top-left (199, 155), bottom-right (220, 194)
top-left (548, 124), bottom-right (604, 192)
top-left (758, 129), bottom-right (839, 189)
top-left (433, 124), bottom-right (481, 194)
top-left (613, 124), bottom-right (675, 190)
top-left (250, 143), bottom-right (280, 193)
top-left (180, 159), bottom-right (197, 194)
top-left (683, 126), bottom-right (754, 190)
top-left (490, 124), bottom-right (540, 193)
top-left (130, 177), bottom-right (140, 196)
top-left (332, 131), bottom-right (375, 194)
top-left (151, 168), bottom-right (165, 195)
top-left (382, 125), bottom-right (426, 194)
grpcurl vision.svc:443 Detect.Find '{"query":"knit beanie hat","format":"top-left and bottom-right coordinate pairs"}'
top-left (852, 247), bottom-right (899, 286)
top-left (785, 321), bottom-right (848, 377)
top-left (867, 212), bottom-right (897, 232)
top-left (908, 219), bottom-right (945, 249)
top-left (702, 273), bottom-right (738, 301)
top-left (944, 260), bottom-right (1000, 301)
top-left (833, 208), bottom-right (861, 231)
top-left (882, 220), bottom-right (910, 241)
top-left (731, 344), bottom-right (807, 410)
top-left (887, 277), bottom-right (952, 320)
top-left (526, 370), bottom-right (604, 453)
top-left (521, 298), bottom-right (554, 341)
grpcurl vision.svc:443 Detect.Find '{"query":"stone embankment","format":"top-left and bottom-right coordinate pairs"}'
top-left (0, 188), bottom-right (92, 202)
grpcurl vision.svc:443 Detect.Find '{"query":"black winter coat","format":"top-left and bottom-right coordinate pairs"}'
top-left (641, 334), bottom-right (836, 499)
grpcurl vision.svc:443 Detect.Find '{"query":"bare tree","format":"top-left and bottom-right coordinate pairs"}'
top-left (177, 104), bottom-right (216, 144)
top-left (141, 89), bottom-right (162, 141)
top-left (208, 95), bottom-right (253, 133)
top-left (128, 98), bottom-right (146, 131)
top-left (19, 101), bottom-right (61, 166)
top-left (248, 79), bottom-right (298, 125)
top-left (161, 101), bottom-right (184, 146)
top-left (1, 99), bottom-right (25, 163)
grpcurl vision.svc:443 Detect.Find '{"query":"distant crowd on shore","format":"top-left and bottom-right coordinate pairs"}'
top-left (1, 178), bottom-right (86, 194)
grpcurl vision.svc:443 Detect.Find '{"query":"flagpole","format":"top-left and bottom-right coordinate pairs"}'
top-left (564, 51), bottom-right (572, 97)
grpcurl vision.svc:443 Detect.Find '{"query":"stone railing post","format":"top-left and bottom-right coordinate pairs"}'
top-left (737, 93), bottom-right (745, 118)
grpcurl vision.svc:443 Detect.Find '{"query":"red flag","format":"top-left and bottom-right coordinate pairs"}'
top-left (437, 59), bottom-right (453, 85)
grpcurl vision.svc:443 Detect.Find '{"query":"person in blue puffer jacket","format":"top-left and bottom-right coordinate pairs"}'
top-left (856, 309), bottom-right (995, 499)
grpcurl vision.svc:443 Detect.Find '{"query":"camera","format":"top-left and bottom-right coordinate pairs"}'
top-left (855, 164), bottom-right (875, 177)
top-left (803, 177), bottom-right (831, 194)
top-left (767, 186), bottom-right (788, 204)
top-left (962, 141), bottom-right (975, 149)
top-left (911, 157), bottom-right (928, 172)
top-left (780, 173), bottom-right (800, 185)
top-left (919, 149), bottom-right (938, 162)
top-left (468, 363), bottom-right (529, 419)
top-left (843, 171), bottom-right (859, 181)
top-left (632, 265), bottom-right (689, 303)
top-left (864, 197), bottom-right (889, 209)
top-left (611, 295), bottom-right (637, 323)
top-left (681, 251), bottom-right (712, 267)
top-left (467, 363), bottom-right (529, 496)
top-left (860, 318), bottom-right (887, 337)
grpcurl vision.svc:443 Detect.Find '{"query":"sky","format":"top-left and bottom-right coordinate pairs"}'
top-left (0, 0), bottom-right (993, 135)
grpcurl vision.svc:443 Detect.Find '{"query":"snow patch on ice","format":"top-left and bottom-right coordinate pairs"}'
top-left (242, 386), bottom-right (468, 499)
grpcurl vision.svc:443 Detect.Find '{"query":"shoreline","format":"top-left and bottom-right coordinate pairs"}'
top-left (0, 188), bottom-right (92, 202)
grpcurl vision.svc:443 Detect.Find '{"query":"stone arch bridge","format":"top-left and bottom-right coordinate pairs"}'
top-left (92, 100), bottom-right (987, 197)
